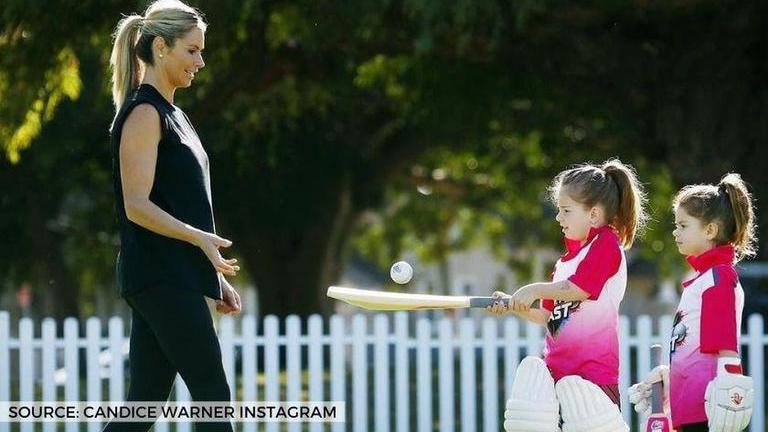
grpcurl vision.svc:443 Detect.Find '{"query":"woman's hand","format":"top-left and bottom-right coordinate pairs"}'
top-left (192, 230), bottom-right (239, 276)
top-left (216, 276), bottom-right (242, 315)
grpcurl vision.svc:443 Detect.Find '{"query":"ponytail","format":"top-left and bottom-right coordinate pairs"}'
top-left (110, 14), bottom-right (144, 110)
top-left (109, 0), bottom-right (206, 111)
top-left (602, 159), bottom-right (648, 248)
top-left (673, 172), bottom-right (758, 262)
top-left (549, 158), bottom-right (648, 248)
top-left (719, 173), bottom-right (757, 261)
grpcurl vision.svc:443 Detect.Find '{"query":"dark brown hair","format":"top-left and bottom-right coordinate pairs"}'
top-left (673, 173), bottom-right (757, 261)
top-left (549, 159), bottom-right (648, 248)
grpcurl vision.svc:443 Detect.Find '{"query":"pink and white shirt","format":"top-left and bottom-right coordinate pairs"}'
top-left (669, 245), bottom-right (743, 428)
top-left (541, 225), bottom-right (626, 385)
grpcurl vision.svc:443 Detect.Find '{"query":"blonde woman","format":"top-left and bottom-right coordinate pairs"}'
top-left (106, 1), bottom-right (240, 430)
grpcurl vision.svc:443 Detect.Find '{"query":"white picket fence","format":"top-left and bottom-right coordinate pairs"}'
top-left (0, 310), bottom-right (765, 432)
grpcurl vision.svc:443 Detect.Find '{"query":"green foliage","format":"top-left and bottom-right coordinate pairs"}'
top-left (1, 0), bottom-right (766, 316)
top-left (0, 46), bottom-right (82, 163)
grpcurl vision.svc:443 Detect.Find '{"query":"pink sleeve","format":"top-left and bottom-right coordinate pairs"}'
top-left (541, 299), bottom-right (554, 311)
top-left (700, 265), bottom-right (739, 353)
top-left (567, 234), bottom-right (621, 300)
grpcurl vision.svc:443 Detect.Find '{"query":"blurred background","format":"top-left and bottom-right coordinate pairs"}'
top-left (2, 0), bottom-right (768, 324)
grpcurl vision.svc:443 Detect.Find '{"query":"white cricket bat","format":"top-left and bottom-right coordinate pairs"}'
top-left (327, 286), bottom-right (510, 311)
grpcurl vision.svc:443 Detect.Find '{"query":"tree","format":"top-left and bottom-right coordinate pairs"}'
top-left (2, 0), bottom-right (766, 319)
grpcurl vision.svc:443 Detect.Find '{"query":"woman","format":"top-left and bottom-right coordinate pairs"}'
top-left (105, 1), bottom-right (240, 430)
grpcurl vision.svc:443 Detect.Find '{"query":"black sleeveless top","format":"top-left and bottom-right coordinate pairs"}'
top-left (111, 84), bottom-right (220, 299)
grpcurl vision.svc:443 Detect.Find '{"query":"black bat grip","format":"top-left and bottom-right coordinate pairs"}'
top-left (650, 344), bottom-right (664, 412)
top-left (469, 296), bottom-right (511, 308)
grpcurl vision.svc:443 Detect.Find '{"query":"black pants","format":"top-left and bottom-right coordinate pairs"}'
top-left (680, 422), bottom-right (708, 432)
top-left (102, 287), bottom-right (233, 432)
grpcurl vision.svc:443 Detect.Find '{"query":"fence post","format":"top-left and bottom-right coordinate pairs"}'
top-left (64, 317), bottom-right (79, 432)
top-left (107, 316), bottom-right (124, 403)
top-left (0, 312), bottom-right (8, 432)
top-left (394, 312), bottom-right (409, 432)
top-left (524, 321), bottom-right (541, 358)
top-left (86, 317), bottom-right (102, 432)
top-left (460, 318), bottom-right (477, 432)
top-left (482, 318), bottom-right (499, 432)
top-left (352, 314), bottom-right (367, 432)
top-left (748, 314), bottom-right (764, 432)
top-left (19, 318), bottom-right (33, 432)
top-left (438, 318), bottom-right (454, 432)
top-left (263, 315), bottom-right (279, 432)
top-left (619, 315), bottom-right (631, 427)
top-left (503, 318), bottom-right (520, 399)
top-left (286, 315), bottom-right (302, 432)
top-left (19, 318), bottom-right (34, 402)
top-left (41, 318), bottom-right (57, 432)
top-left (416, 318), bottom-right (432, 432)
top-left (308, 314), bottom-right (325, 432)
top-left (329, 314), bottom-right (346, 432)
top-left (373, 314), bottom-right (390, 432)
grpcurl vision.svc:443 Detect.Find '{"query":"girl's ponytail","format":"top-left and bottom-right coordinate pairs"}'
top-left (718, 173), bottom-right (757, 261)
top-left (603, 159), bottom-right (648, 248)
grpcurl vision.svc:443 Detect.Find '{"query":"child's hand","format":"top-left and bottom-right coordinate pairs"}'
top-left (486, 291), bottom-right (512, 315)
top-left (509, 284), bottom-right (538, 312)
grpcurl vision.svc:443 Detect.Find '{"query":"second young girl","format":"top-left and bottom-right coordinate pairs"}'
top-left (630, 174), bottom-right (756, 432)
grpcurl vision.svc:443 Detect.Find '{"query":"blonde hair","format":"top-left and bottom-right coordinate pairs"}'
top-left (673, 173), bottom-right (758, 262)
top-left (110, 0), bottom-right (206, 110)
top-left (549, 158), bottom-right (648, 248)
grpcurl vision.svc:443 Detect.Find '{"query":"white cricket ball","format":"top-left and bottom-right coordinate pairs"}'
top-left (390, 261), bottom-right (413, 284)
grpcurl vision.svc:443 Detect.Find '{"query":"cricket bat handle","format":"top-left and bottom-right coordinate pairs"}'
top-left (646, 344), bottom-right (672, 432)
top-left (468, 296), bottom-right (511, 308)
top-left (650, 344), bottom-right (664, 412)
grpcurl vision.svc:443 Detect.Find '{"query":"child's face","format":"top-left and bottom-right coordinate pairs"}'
top-left (673, 207), bottom-right (717, 257)
top-left (555, 190), bottom-right (604, 242)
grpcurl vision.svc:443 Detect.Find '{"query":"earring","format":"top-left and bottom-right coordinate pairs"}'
top-left (159, 54), bottom-right (164, 59)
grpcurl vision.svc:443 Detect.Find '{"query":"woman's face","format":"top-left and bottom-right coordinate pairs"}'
top-left (158, 26), bottom-right (205, 88)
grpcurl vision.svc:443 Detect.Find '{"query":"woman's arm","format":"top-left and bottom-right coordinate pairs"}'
top-left (119, 104), bottom-right (238, 276)
top-left (120, 104), bottom-right (200, 243)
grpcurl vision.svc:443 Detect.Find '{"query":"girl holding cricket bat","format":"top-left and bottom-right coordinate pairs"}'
top-left (630, 174), bottom-right (756, 432)
top-left (488, 159), bottom-right (647, 432)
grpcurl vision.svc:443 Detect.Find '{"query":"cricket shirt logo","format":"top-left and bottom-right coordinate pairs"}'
top-left (670, 310), bottom-right (688, 355)
top-left (547, 300), bottom-right (581, 336)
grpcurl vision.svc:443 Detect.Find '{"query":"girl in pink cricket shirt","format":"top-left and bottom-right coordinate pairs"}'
top-left (630, 174), bottom-right (756, 432)
top-left (489, 159), bottom-right (647, 429)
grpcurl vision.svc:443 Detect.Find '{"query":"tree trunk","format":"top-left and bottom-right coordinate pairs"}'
top-left (236, 178), bottom-right (355, 319)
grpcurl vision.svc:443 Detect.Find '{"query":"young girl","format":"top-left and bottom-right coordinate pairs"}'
top-left (630, 174), bottom-right (756, 432)
top-left (489, 159), bottom-right (647, 432)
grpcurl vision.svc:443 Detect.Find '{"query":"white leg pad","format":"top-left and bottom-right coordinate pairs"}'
top-left (503, 356), bottom-right (561, 432)
top-left (556, 375), bottom-right (629, 432)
